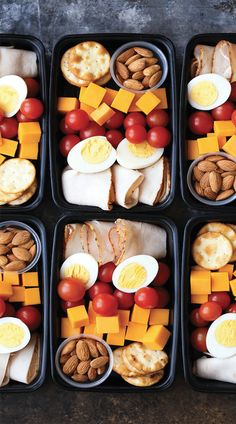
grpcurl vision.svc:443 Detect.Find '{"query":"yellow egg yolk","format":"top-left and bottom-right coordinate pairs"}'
top-left (128, 141), bottom-right (156, 158)
top-left (0, 85), bottom-right (19, 114)
top-left (190, 81), bottom-right (218, 106)
top-left (0, 323), bottom-right (25, 348)
top-left (81, 138), bottom-right (112, 164)
top-left (64, 264), bottom-right (89, 284)
top-left (215, 320), bottom-right (236, 347)
top-left (118, 263), bottom-right (147, 289)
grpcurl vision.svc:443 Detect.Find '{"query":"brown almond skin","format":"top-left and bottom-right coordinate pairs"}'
top-left (204, 187), bottom-right (217, 200)
top-left (97, 366), bottom-right (106, 375)
top-left (62, 355), bottom-right (79, 375)
top-left (199, 172), bottom-right (210, 189)
top-left (145, 57), bottom-right (158, 65)
top-left (115, 73), bottom-right (124, 85)
top-left (61, 340), bottom-right (77, 356)
top-left (207, 155), bottom-right (225, 162)
top-left (128, 58), bottom-right (146, 72)
top-left (7, 254), bottom-right (18, 261)
top-left (194, 181), bottom-right (204, 197)
top-left (12, 230), bottom-right (31, 246)
top-left (21, 239), bottom-right (34, 249)
top-left (125, 54), bottom-right (141, 66)
top-left (117, 48), bottom-right (135, 63)
top-left (143, 64), bottom-right (161, 77)
top-left (209, 171), bottom-right (222, 193)
top-left (72, 373), bottom-right (89, 382)
top-left (234, 177), bottom-right (236, 191)
top-left (77, 360), bottom-right (91, 375)
top-left (0, 245), bottom-right (10, 255)
top-left (149, 71), bottom-right (162, 87)
top-left (76, 340), bottom-right (90, 361)
top-left (142, 76), bottom-right (150, 88)
top-left (216, 189), bottom-right (234, 201)
top-left (96, 342), bottom-right (108, 357)
top-left (221, 175), bottom-right (234, 191)
top-left (115, 61), bottom-right (129, 79)
top-left (4, 260), bottom-right (26, 271)
top-left (216, 160), bottom-right (236, 171)
top-left (85, 339), bottom-right (99, 358)
top-left (12, 247), bottom-right (32, 262)
top-left (134, 47), bottom-right (154, 57)
top-left (221, 171), bottom-right (236, 177)
top-left (193, 166), bottom-right (204, 182)
top-left (0, 256), bottom-right (8, 267)
top-left (88, 367), bottom-right (97, 381)
top-left (0, 231), bottom-right (14, 245)
top-left (198, 161), bottom-right (217, 172)
top-left (90, 356), bottom-right (109, 369)
top-left (123, 79), bottom-right (144, 90)
top-left (29, 244), bottom-right (36, 258)
top-left (59, 354), bottom-right (70, 365)
top-left (132, 70), bottom-right (144, 80)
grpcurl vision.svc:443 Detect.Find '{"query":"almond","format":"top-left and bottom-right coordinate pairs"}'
top-left (0, 245), bottom-right (10, 255)
top-left (221, 171), bottom-right (236, 177)
top-left (145, 57), bottom-right (158, 66)
top-left (61, 340), bottom-right (77, 356)
top-left (12, 247), bottom-right (32, 262)
top-left (194, 181), bottom-right (204, 197)
top-left (216, 189), bottom-right (234, 201)
top-left (29, 244), bottom-right (36, 258)
top-left (193, 166), bottom-right (204, 181)
top-left (4, 260), bottom-right (26, 271)
top-left (97, 366), bottom-right (106, 375)
top-left (77, 360), bottom-right (91, 375)
top-left (70, 350), bottom-right (76, 356)
top-left (221, 175), bottom-right (235, 191)
top-left (72, 373), bottom-right (89, 382)
top-left (207, 155), bottom-right (225, 162)
top-left (149, 71), bottom-right (162, 87)
top-left (198, 160), bottom-right (217, 172)
top-left (60, 354), bottom-right (70, 365)
top-left (133, 47), bottom-right (153, 57)
top-left (88, 367), bottom-right (97, 381)
top-left (143, 64), bottom-right (161, 77)
top-left (199, 172), bottom-right (210, 189)
top-left (0, 256), bottom-right (8, 267)
top-left (0, 231), bottom-right (14, 245)
top-left (116, 73), bottom-right (124, 85)
top-left (216, 160), bottom-right (236, 172)
top-left (90, 356), bottom-right (109, 369)
top-left (21, 239), bottom-right (34, 249)
top-left (132, 70), bottom-right (144, 80)
top-left (117, 48), bottom-right (135, 63)
top-left (128, 58), bottom-right (146, 72)
top-left (234, 177), bottom-right (236, 191)
top-left (12, 230), bottom-right (31, 246)
top-left (62, 355), bottom-right (79, 375)
top-left (7, 254), bottom-right (18, 261)
top-left (76, 340), bottom-right (90, 361)
top-left (96, 342), bottom-right (108, 357)
top-left (209, 171), bottom-right (222, 193)
top-left (123, 79), bottom-right (144, 90)
top-left (116, 61), bottom-right (129, 79)
top-left (142, 76), bottom-right (150, 88)
top-left (125, 54), bottom-right (141, 66)
top-left (204, 187), bottom-right (217, 200)
top-left (86, 339), bottom-right (99, 358)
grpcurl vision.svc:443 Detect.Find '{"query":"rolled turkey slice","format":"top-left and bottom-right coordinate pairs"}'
top-left (139, 157), bottom-right (164, 206)
top-left (193, 355), bottom-right (236, 384)
top-left (159, 158), bottom-right (171, 203)
top-left (0, 47), bottom-right (38, 77)
top-left (212, 40), bottom-right (232, 80)
top-left (112, 164), bottom-right (144, 209)
top-left (192, 44), bottom-right (215, 76)
top-left (62, 166), bottom-right (114, 211)
top-left (9, 333), bottom-right (40, 384)
top-left (0, 353), bottom-right (10, 387)
top-left (86, 221), bottom-right (115, 264)
top-left (64, 223), bottom-right (89, 259)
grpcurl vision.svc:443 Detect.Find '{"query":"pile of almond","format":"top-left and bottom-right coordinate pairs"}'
top-left (192, 156), bottom-right (236, 201)
top-left (60, 338), bottom-right (109, 383)
top-left (0, 227), bottom-right (36, 271)
top-left (115, 46), bottom-right (162, 91)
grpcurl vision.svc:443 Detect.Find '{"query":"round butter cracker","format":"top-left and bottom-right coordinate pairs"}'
top-left (8, 179), bottom-right (37, 206)
top-left (198, 222), bottom-right (236, 262)
top-left (0, 159), bottom-right (36, 194)
top-left (61, 48), bottom-right (90, 87)
top-left (192, 231), bottom-right (233, 270)
top-left (123, 342), bottom-right (168, 374)
top-left (122, 370), bottom-right (164, 387)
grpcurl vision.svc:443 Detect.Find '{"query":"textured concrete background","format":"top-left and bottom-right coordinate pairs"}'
top-left (1, 0), bottom-right (236, 423)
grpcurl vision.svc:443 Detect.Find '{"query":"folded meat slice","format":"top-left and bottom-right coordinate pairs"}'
top-left (139, 157), bottom-right (164, 206)
top-left (86, 221), bottom-right (115, 265)
top-left (159, 158), bottom-right (171, 203)
top-left (63, 223), bottom-right (88, 259)
top-left (192, 44), bottom-right (215, 76)
top-left (112, 164), bottom-right (144, 209)
top-left (212, 40), bottom-right (232, 80)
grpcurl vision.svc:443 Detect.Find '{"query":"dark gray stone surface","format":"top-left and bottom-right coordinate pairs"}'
top-left (1, 1), bottom-right (236, 423)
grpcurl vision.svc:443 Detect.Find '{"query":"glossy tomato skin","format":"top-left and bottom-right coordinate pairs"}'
top-left (113, 289), bottom-right (134, 310)
top-left (65, 109), bottom-right (89, 131)
top-left (16, 306), bottom-right (41, 331)
top-left (106, 129), bottom-right (123, 148)
top-left (0, 299), bottom-right (6, 317)
top-left (188, 111), bottom-right (213, 135)
top-left (20, 98), bottom-right (44, 119)
top-left (61, 299), bottom-right (84, 313)
top-left (134, 287), bottom-right (159, 309)
top-left (105, 111), bottom-right (125, 129)
top-left (199, 301), bottom-right (222, 321)
top-left (226, 302), bottom-right (236, 313)
top-left (16, 110), bottom-right (35, 122)
top-left (80, 122), bottom-right (106, 140)
top-left (98, 262), bottom-right (116, 283)
top-left (211, 101), bottom-right (235, 121)
top-left (155, 287), bottom-right (170, 307)
top-left (125, 124), bottom-right (147, 144)
top-left (59, 117), bottom-right (77, 135)
top-left (152, 262), bottom-right (170, 286)
top-left (89, 282), bottom-right (113, 300)
top-left (147, 126), bottom-right (171, 148)
top-left (24, 78), bottom-right (40, 97)
top-left (3, 303), bottom-right (16, 317)
top-left (123, 112), bottom-right (146, 129)
top-left (229, 82), bottom-right (236, 101)
top-left (57, 277), bottom-right (86, 302)
top-left (231, 110), bottom-right (236, 126)
top-left (59, 134), bottom-right (80, 157)
top-left (0, 117), bottom-right (18, 138)
top-left (190, 308), bottom-right (208, 327)
top-left (208, 292), bottom-right (231, 310)
top-left (191, 327), bottom-right (208, 352)
top-left (92, 293), bottom-right (118, 316)
top-left (146, 110), bottom-right (169, 128)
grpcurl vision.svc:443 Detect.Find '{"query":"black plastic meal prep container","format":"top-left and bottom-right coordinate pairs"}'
top-left (179, 33), bottom-right (236, 211)
top-left (0, 34), bottom-right (47, 212)
top-left (0, 215), bottom-right (48, 392)
top-left (50, 213), bottom-right (179, 392)
top-left (49, 33), bottom-right (177, 213)
top-left (181, 214), bottom-right (236, 393)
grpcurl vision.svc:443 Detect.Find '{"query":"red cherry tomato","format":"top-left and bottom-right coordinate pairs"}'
top-left (155, 287), bottom-right (170, 308)
top-left (57, 277), bottom-right (86, 302)
top-left (0, 299), bottom-right (6, 317)
top-left (125, 124), bottom-right (147, 144)
top-left (146, 110), bottom-right (169, 128)
top-left (20, 98), bottom-right (44, 119)
top-left (16, 306), bottom-right (41, 331)
top-left (89, 281), bottom-right (113, 299)
top-left (123, 112), bottom-right (146, 129)
top-left (59, 117), bottom-right (77, 135)
top-left (147, 126), bottom-right (171, 148)
top-left (188, 111), bottom-right (213, 135)
top-left (152, 262), bottom-right (170, 286)
top-left (16, 110), bottom-right (35, 122)
top-left (92, 293), bottom-right (118, 316)
top-left (211, 101), bottom-right (235, 121)
top-left (229, 82), bottom-right (236, 101)
top-left (0, 117), bottom-right (18, 138)
top-left (65, 109), bottom-right (89, 131)
top-left (0, 107), bottom-right (5, 122)
top-left (3, 303), bottom-right (16, 317)
top-left (105, 111), bottom-right (125, 129)
top-left (59, 134), bottom-right (80, 157)
top-left (231, 110), bottom-right (236, 126)
top-left (134, 287), bottom-right (159, 309)
top-left (113, 289), bottom-right (134, 310)
top-left (208, 292), bottom-right (231, 310)
top-left (226, 303), bottom-right (236, 313)
top-left (190, 308), bottom-right (208, 327)
top-left (24, 78), bottom-right (40, 97)
top-left (191, 327), bottom-right (208, 352)
top-left (61, 299), bottom-right (84, 313)
top-left (199, 301), bottom-right (222, 321)
top-left (106, 129), bottom-right (123, 148)
top-left (80, 122), bottom-right (106, 140)
top-left (98, 262), bottom-right (116, 283)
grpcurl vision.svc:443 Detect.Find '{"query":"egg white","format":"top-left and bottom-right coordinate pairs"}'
top-left (60, 252), bottom-right (98, 290)
top-left (0, 317), bottom-right (31, 354)
top-left (0, 75), bottom-right (27, 117)
top-left (116, 138), bottom-right (164, 170)
top-left (206, 313), bottom-right (236, 359)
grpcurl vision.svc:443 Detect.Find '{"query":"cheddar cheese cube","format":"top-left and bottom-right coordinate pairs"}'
top-left (83, 323), bottom-right (103, 338)
top-left (61, 318), bottom-right (81, 338)
top-left (88, 301), bottom-right (97, 324)
top-left (153, 88), bottom-right (168, 109)
top-left (222, 134), bottom-right (236, 157)
top-left (107, 327), bottom-right (126, 346)
top-left (3, 272), bottom-right (19, 285)
top-left (0, 138), bottom-right (18, 156)
top-left (103, 88), bottom-right (118, 106)
top-left (0, 283), bottom-right (13, 299)
top-left (190, 270), bottom-right (211, 295)
top-left (90, 103), bottom-right (115, 126)
top-left (191, 294), bottom-right (209, 304)
top-left (125, 322), bottom-right (147, 342)
top-left (118, 310), bottom-right (130, 327)
top-left (197, 136), bottom-right (219, 155)
top-left (207, 133), bottom-right (215, 137)
top-left (19, 143), bottom-right (39, 160)
top-left (80, 103), bottom-right (95, 119)
top-left (67, 305), bottom-right (89, 328)
top-left (211, 272), bottom-right (230, 291)
top-left (9, 286), bottom-right (25, 302)
top-left (22, 272), bottom-right (39, 287)
top-left (149, 309), bottom-right (169, 326)
top-left (230, 279), bottom-right (236, 296)
top-left (0, 154), bottom-right (5, 164)
top-left (233, 270), bottom-right (236, 278)
top-left (79, 87), bottom-right (87, 103)
top-left (142, 325), bottom-right (171, 350)
top-left (96, 315), bottom-right (119, 334)
top-left (111, 89), bottom-right (135, 113)
top-left (214, 121), bottom-right (235, 137)
top-left (0, 274), bottom-right (2, 282)
top-left (18, 122), bottom-right (41, 144)
top-left (81, 83), bottom-right (106, 108)
top-left (24, 288), bottom-right (41, 305)
top-left (131, 304), bottom-right (150, 325)
top-left (135, 92), bottom-right (161, 115)
top-left (57, 97), bottom-right (79, 114)
top-left (219, 264), bottom-right (234, 280)
top-left (187, 139), bottom-right (200, 160)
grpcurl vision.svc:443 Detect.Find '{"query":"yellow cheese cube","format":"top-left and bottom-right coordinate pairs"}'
top-left (3, 272), bottom-right (19, 285)
top-left (219, 264), bottom-right (234, 280)
top-left (22, 272), bottom-right (39, 287)
top-left (142, 325), bottom-right (171, 350)
top-left (118, 310), bottom-right (130, 327)
top-left (88, 301), bottom-right (97, 324)
top-left (207, 133), bottom-right (215, 137)
top-left (90, 103), bottom-right (115, 126)
top-left (191, 294), bottom-right (209, 304)
top-left (0, 154), bottom-right (5, 164)
top-left (19, 142), bottom-right (39, 160)
top-left (24, 288), bottom-right (41, 305)
top-left (135, 92), bottom-right (161, 115)
top-left (0, 138), bottom-right (18, 156)
top-left (197, 136), bottom-right (219, 155)
top-left (103, 88), bottom-right (118, 106)
top-left (0, 283), bottom-right (13, 299)
top-left (81, 83), bottom-right (106, 108)
top-left (131, 304), bottom-right (150, 325)
top-left (214, 121), bottom-right (235, 137)
top-left (79, 87), bottom-right (87, 103)
top-left (57, 97), bottom-right (79, 113)
top-left (0, 274), bottom-right (2, 282)
top-left (83, 323), bottom-right (103, 338)
top-left (9, 286), bottom-right (25, 302)
top-left (125, 322), bottom-right (147, 342)
top-left (67, 305), bottom-right (89, 328)
top-left (153, 88), bottom-right (168, 109)
top-left (149, 309), bottom-right (169, 325)
top-left (61, 318), bottom-right (81, 338)
top-left (96, 315), bottom-right (119, 334)
top-left (222, 134), bottom-right (236, 157)
top-left (111, 89), bottom-right (135, 113)
top-left (211, 272), bottom-right (230, 291)
top-left (107, 327), bottom-right (126, 346)
top-left (190, 270), bottom-right (211, 295)
top-left (230, 279), bottom-right (236, 296)
top-left (80, 103), bottom-right (95, 119)
top-left (18, 122), bottom-right (41, 144)
top-left (187, 139), bottom-right (200, 160)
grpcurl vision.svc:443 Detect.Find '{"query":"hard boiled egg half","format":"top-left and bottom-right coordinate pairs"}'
top-left (60, 253), bottom-right (98, 290)
top-left (67, 136), bottom-right (117, 173)
top-left (187, 73), bottom-right (231, 110)
top-left (0, 317), bottom-right (31, 354)
top-left (112, 255), bottom-right (159, 293)
top-left (206, 313), bottom-right (236, 359)
top-left (117, 138), bottom-right (164, 170)
top-left (0, 75), bottom-right (27, 117)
